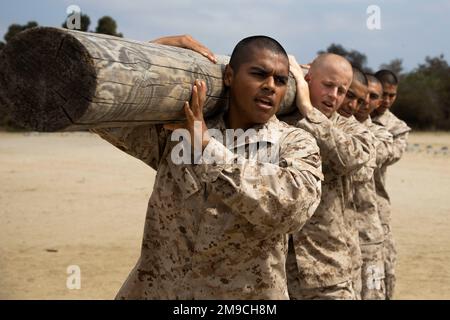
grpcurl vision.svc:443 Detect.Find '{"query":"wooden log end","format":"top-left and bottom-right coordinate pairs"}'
top-left (0, 27), bottom-right (97, 131)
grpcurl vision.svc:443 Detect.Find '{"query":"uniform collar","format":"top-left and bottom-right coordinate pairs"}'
top-left (206, 113), bottom-right (282, 149)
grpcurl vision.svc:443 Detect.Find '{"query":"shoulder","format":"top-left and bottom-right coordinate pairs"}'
top-left (272, 117), bottom-right (320, 155)
top-left (370, 122), bottom-right (394, 143)
top-left (386, 111), bottom-right (411, 137)
top-left (337, 114), bottom-right (372, 136)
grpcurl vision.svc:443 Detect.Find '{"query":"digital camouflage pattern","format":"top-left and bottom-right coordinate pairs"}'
top-left (354, 117), bottom-right (394, 299)
top-left (372, 110), bottom-right (411, 300)
top-left (92, 112), bottom-right (322, 299)
top-left (283, 108), bottom-right (373, 297)
top-left (353, 117), bottom-right (393, 246)
top-left (360, 243), bottom-right (386, 300)
top-left (341, 116), bottom-right (378, 300)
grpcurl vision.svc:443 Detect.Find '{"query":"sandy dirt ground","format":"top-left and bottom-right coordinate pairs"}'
top-left (1, 131), bottom-right (449, 299)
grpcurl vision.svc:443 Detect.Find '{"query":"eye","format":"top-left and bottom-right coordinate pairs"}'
top-left (251, 71), bottom-right (265, 77)
top-left (275, 76), bottom-right (288, 85)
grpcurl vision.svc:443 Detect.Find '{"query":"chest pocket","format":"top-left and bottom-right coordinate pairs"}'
top-left (165, 151), bottom-right (203, 200)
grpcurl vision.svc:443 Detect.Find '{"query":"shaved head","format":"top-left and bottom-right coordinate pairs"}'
top-left (352, 66), bottom-right (368, 86)
top-left (229, 35), bottom-right (288, 72)
top-left (309, 53), bottom-right (353, 79)
top-left (366, 73), bottom-right (381, 87)
top-left (306, 53), bottom-right (354, 117)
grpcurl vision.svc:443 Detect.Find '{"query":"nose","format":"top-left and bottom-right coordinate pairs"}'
top-left (347, 99), bottom-right (357, 112)
top-left (262, 76), bottom-right (276, 94)
top-left (327, 87), bottom-right (338, 101)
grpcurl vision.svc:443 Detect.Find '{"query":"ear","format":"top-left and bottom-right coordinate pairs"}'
top-left (224, 64), bottom-right (234, 87)
top-left (304, 72), bottom-right (311, 83)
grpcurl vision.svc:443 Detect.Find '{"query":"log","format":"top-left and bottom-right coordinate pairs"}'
top-left (0, 27), bottom-right (299, 132)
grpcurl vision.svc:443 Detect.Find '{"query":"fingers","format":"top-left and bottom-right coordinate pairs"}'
top-left (288, 54), bottom-right (298, 65)
top-left (181, 34), bottom-right (216, 63)
top-left (288, 55), bottom-right (302, 72)
top-left (163, 99), bottom-right (196, 130)
top-left (192, 44), bottom-right (217, 63)
top-left (149, 35), bottom-right (217, 63)
top-left (190, 80), bottom-right (207, 116)
top-left (197, 80), bottom-right (207, 112)
top-left (185, 35), bottom-right (216, 63)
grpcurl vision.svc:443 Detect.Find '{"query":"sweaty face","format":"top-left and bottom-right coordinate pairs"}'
top-left (224, 48), bottom-right (289, 129)
top-left (355, 80), bottom-right (382, 121)
top-left (338, 80), bottom-right (368, 118)
top-left (376, 83), bottom-right (398, 115)
top-left (307, 63), bottom-right (352, 118)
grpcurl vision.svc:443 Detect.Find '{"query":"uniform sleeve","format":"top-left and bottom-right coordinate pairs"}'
top-left (386, 131), bottom-right (409, 166)
top-left (293, 108), bottom-right (373, 177)
top-left (91, 125), bottom-right (169, 171)
top-left (192, 129), bottom-right (323, 236)
top-left (370, 125), bottom-right (395, 168)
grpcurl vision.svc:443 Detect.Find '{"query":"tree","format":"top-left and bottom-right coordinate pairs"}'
top-left (95, 16), bottom-right (123, 37)
top-left (380, 58), bottom-right (403, 77)
top-left (4, 21), bottom-right (38, 43)
top-left (393, 54), bottom-right (450, 130)
top-left (318, 43), bottom-right (372, 73)
top-left (0, 41), bottom-right (5, 51)
top-left (62, 13), bottom-right (91, 32)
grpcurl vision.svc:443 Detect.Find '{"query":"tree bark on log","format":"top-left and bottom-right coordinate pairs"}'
top-left (0, 27), bottom-right (299, 132)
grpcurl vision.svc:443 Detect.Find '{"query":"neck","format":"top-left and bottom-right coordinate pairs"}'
top-left (226, 104), bottom-right (252, 130)
top-left (355, 114), bottom-right (368, 123)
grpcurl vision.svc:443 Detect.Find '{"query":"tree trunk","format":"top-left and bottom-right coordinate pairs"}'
top-left (0, 27), bottom-right (298, 132)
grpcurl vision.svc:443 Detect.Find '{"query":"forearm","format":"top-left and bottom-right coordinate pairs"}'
top-left (193, 138), bottom-right (322, 235)
top-left (295, 108), bottom-right (372, 176)
top-left (386, 132), bottom-right (409, 166)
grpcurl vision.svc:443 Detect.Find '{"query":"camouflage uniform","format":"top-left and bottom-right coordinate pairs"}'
top-left (283, 108), bottom-right (373, 300)
top-left (371, 110), bottom-right (411, 299)
top-left (355, 117), bottom-right (394, 299)
top-left (341, 116), bottom-right (378, 300)
top-left (92, 112), bottom-right (323, 299)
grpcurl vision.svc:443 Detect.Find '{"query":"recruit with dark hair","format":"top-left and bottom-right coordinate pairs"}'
top-left (352, 66), bottom-right (368, 86)
top-left (374, 69), bottom-right (398, 85)
top-left (373, 69), bottom-right (399, 116)
top-left (229, 35), bottom-right (288, 71)
top-left (365, 73), bottom-right (382, 86)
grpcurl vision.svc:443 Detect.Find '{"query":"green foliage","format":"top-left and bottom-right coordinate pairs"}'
top-left (380, 58), bottom-right (404, 77)
top-left (319, 43), bottom-right (373, 73)
top-left (392, 55), bottom-right (450, 130)
top-left (1, 22), bottom-right (39, 130)
top-left (4, 21), bottom-right (38, 43)
top-left (95, 16), bottom-right (123, 37)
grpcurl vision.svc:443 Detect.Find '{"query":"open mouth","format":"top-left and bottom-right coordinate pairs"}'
top-left (255, 97), bottom-right (274, 110)
top-left (321, 101), bottom-right (334, 110)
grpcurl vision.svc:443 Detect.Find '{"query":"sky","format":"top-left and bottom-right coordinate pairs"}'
top-left (0, 0), bottom-right (449, 72)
